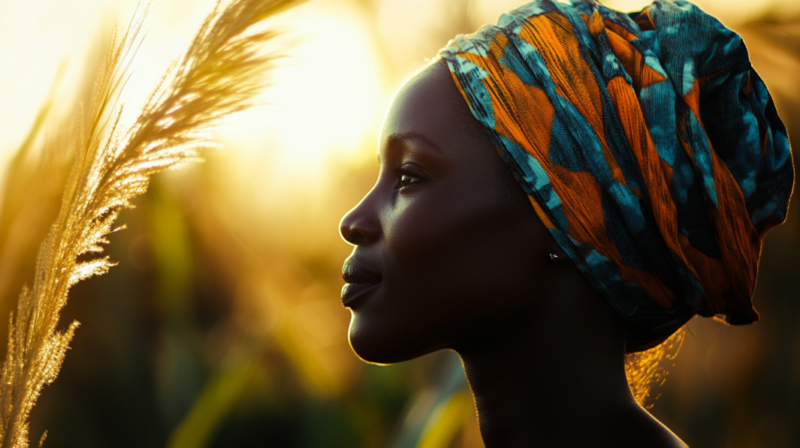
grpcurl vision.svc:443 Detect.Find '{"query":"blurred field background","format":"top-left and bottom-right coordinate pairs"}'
top-left (0, 0), bottom-right (798, 447)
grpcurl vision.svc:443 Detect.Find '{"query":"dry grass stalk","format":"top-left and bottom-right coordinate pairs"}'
top-left (0, 1), bottom-right (300, 446)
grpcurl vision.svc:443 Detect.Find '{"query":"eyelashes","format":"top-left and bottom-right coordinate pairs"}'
top-left (395, 164), bottom-right (426, 190)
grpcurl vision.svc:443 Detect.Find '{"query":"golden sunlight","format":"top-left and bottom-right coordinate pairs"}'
top-left (217, 0), bottom-right (385, 185)
top-left (0, 0), bottom-right (105, 164)
top-left (0, 0), bottom-right (798, 446)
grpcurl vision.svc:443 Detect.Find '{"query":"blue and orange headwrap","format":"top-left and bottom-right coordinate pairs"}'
top-left (439, 0), bottom-right (794, 350)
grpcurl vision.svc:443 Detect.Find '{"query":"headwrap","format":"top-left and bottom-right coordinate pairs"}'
top-left (439, 0), bottom-right (794, 350)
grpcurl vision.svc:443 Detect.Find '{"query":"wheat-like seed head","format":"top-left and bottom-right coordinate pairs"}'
top-left (0, 1), bottom-right (300, 446)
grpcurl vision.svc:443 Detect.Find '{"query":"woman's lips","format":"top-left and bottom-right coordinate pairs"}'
top-left (341, 259), bottom-right (382, 307)
top-left (341, 281), bottom-right (381, 307)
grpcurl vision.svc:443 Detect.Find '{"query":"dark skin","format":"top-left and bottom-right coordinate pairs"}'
top-left (340, 60), bottom-right (687, 447)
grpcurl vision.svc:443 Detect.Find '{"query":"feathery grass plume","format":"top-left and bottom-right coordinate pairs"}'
top-left (0, 0), bottom-right (300, 446)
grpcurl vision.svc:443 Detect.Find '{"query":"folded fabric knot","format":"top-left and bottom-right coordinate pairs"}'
top-left (440, 0), bottom-right (794, 350)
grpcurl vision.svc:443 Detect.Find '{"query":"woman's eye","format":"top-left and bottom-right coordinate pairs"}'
top-left (399, 173), bottom-right (419, 188)
top-left (396, 166), bottom-right (424, 190)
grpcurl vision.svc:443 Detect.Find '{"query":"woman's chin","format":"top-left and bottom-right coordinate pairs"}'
top-left (347, 318), bottom-right (428, 365)
top-left (348, 326), bottom-right (398, 365)
top-left (349, 338), bottom-right (400, 366)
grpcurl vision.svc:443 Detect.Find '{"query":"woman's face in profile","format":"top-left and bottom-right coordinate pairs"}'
top-left (339, 60), bottom-right (554, 364)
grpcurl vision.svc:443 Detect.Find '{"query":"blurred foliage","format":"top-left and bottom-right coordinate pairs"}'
top-left (0, 0), bottom-right (798, 447)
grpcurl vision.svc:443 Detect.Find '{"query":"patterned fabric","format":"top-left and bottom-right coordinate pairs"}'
top-left (439, 0), bottom-right (793, 350)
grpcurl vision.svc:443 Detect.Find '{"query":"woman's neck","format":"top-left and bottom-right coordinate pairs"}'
top-left (455, 315), bottom-right (686, 448)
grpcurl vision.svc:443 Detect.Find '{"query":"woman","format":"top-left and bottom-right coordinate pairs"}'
top-left (339, 0), bottom-right (793, 446)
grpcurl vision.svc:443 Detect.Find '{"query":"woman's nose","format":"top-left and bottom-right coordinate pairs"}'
top-left (340, 198), bottom-right (380, 246)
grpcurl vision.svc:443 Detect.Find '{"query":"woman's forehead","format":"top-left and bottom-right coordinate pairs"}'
top-left (378, 61), bottom-right (469, 154)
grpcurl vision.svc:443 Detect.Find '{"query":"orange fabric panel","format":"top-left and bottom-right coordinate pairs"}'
top-left (520, 13), bottom-right (627, 187)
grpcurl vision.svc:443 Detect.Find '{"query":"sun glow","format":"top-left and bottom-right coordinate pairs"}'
top-left (0, 0), bottom-right (106, 164)
top-left (216, 1), bottom-right (386, 184)
top-left (0, 0), bottom-right (385, 192)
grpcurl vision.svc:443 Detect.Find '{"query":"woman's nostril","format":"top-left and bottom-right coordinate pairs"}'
top-left (340, 204), bottom-right (379, 246)
top-left (340, 217), bottom-right (373, 246)
top-left (345, 223), bottom-right (375, 246)
top-left (347, 231), bottom-right (365, 246)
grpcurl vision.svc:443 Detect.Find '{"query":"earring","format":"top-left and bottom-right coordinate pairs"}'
top-left (549, 253), bottom-right (561, 261)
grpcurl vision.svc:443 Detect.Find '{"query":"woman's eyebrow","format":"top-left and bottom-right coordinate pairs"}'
top-left (387, 132), bottom-right (443, 154)
top-left (379, 131), bottom-right (448, 166)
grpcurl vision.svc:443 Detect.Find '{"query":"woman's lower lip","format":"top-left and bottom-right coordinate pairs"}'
top-left (341, 282), bottom-right (381, 307)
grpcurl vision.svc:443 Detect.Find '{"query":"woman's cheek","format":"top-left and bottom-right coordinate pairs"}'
top-left (384, 193), bottom-right (455, 263)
